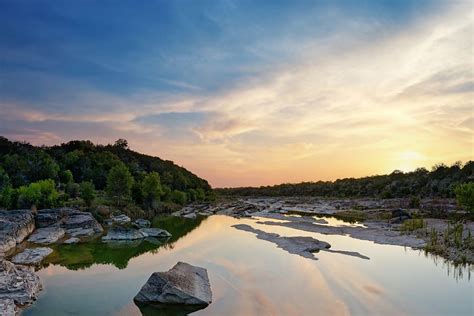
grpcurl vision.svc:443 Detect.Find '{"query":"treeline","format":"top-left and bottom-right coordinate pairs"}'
top-left (0, 136), bottom-right (213, 210)
top-left (216, 162), bottom-right (474, 199)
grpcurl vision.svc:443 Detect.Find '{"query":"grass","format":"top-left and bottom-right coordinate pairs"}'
top-left (401, 218), bottom-right (426, 232)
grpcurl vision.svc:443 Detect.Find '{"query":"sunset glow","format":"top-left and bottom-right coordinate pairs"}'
top-left (0, 1), bottom-right (472, 187)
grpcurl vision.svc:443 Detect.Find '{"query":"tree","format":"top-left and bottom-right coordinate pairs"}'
top-left (17, 179), bottom-right (59, 209)
top-left (454, 183), bottom-right (474, 213)
top-left (170, 190), bottom-right (187, 205)
top-left (106, 163), bottom-right (133, 206)
top-left (142, 172), bottom-right (163, 209)
top-left (80, 181), bottom-right (96, 207)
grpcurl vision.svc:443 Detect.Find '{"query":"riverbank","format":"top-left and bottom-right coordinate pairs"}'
top-left (173, 197), bottom-right (474, 264)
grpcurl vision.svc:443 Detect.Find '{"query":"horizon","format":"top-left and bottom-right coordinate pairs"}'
top-left (1, 1), bottom-right (473, 187)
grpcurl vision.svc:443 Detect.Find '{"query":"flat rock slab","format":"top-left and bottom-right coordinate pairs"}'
top-left (102, 227), bottom-right (145, 241)
top-left (63, 237), bottom-right (80, 244)
top-left (12, 247), bottom-right (53, 265)
top-left (134, 262), bottom-right (212, 306)
top-left (111, 214), bottom-right (131, 225)
top-left (139, 228), bottom-right (171, 238)
top-left (35, 208), bottom-right (103, 236)
top-left (0, 210), bottom-right (35, 254)
top-left (28, 227), bottom-right (65, 244)
top-left (0, 260), bottom-right (42, 306)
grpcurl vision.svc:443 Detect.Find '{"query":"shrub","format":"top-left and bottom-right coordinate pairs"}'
top-left (17, 179), bottom-right (58, 209)
top-left (142, 172), bottom-right (163, 209)
top-left (170, 190), bottom-right (187, 205)
top-left (454, 183), bottom-right (474, 213)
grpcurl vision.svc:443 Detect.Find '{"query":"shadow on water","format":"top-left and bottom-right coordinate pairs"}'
top-left (42, 215), bottom-right (207, 270)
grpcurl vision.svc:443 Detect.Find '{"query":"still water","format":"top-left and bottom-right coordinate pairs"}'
top-left (24, 215), bottom-right (473, 315)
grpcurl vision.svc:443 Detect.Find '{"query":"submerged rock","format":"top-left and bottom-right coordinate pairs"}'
top-left (102, 227), bottom-right (145, 240)
top-left (28, 227), bottom-right (65, 244)
top-left (0, 210), bottom-right (35, 255)
top-left (134, 262), bottom-right (212, 307)
top-left (0, 260), bottom-right (42, 306)
top-left (139, 228), bottom-right (171, 238)
top-left (12, 248), bottom-right (53, 265)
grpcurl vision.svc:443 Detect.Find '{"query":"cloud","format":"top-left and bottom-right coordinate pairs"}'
top-left (0, 1), bottom-right (472, 187)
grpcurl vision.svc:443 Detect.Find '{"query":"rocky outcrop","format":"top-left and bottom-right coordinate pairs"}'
top-left (63, 237), bottom-right (80, 244)
top-left (111, 214), bottom-right (131, 225)
top-left (12, 248), bottom-right (53, 265)
top-left (0, 260), bottom-right (42, 306)
top-left (36, 208), bottom-right (103, 237)
top-left (28, 227), bottom-right (65, 244)
top-left (134, 262), bottom-right (212, 307)
top-left (0, 210), bottom-right (35, 255)
top-left (139, 228), bottom-right (171, 238)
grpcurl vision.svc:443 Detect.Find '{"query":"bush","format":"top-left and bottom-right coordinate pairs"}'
top-left (170, 190), bottom-right (187, 205)
top-left (454, 183), bottom-right (474, 213)
top-left (17, 179), bottom-right (59, 209)
top-left (142, 172), bottom-right (163, 209)
top-left (80, 181), bottom-right (96, 207)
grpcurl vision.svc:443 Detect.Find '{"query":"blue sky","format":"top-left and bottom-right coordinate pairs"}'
top-left (0, 0), bottom-right (472, 187)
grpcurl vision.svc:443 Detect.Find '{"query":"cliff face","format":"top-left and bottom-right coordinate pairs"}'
top-left (0, 210), bottom-right (35, 255)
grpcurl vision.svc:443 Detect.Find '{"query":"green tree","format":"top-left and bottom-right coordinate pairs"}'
top-left (142, 172), bottom-right (163, 209)
top-left (454, 183), bottom-right (474, 213)
top-left (80, 181), bottom-right (96, 207)
top-left (17, 179), bottom-right (59, 209)
top-left (60, 169), bottom-right (74, 185)
top-left (106, 163), bottom-right (133, 206)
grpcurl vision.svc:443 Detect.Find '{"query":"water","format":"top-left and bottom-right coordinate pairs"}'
top-left (24, 215), bottom-right (473, 315)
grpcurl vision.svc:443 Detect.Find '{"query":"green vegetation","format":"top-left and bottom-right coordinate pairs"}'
top-left (0, 136), bottom-right (212, 213)
top-left (217, 162), bottom-right (473, 199)
top-left (454, 183), bottom-right (474, 213)
top-left (401, 218), bottom-right (425, 232)
top-left (425, 222), bottom-right (474, 264)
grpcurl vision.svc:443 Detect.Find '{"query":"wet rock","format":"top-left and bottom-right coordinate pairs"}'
top-left (183, 213), bottom-right (196, 219)
top-left (67, 228), bottom-right (95, 237)
top-left (12, 248), bottom-right (53, 265)
top-left (0, 298), bottom-right (16, 315)
top-left (390, 208), bottom-right (412, 224)
top-left (28, 227), bottom-right (65, 244)
top-left (134, 262), bottom-right (212, 307)
top-left (111, 214), bottom-right (131, 225)
top-left (0, 210), bottom-right (35, 255)
top-left (102, 227), bottom-right (145, 241)
top-left (63, 237), bottom-right (80, 244)
top-left (0, 260), bottom-right (42, 306)
top-left (139, 228), bottom-right (171, 238)
top-left (135, 219), bottom-right (151, 228)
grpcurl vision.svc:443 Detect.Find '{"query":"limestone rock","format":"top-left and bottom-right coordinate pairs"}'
top-left (139, 228), bottom-right (171, 238)
top-left (12, 248), bottom-right (53, 265)
top-left (28, 227), bottom-right (65, 244)
top-left (0, 260), bottom-right (42, 306)
top-left (135, 219), bottom-right (151, 228)
top-left (111, 214), bottom-right (131, 225)
top-left (0, 298), bottom-right (16, 315)
top-left (134, 262), bottom-right (212, 306)
top-left (102, 227), bottom-right (145, 241)
top-left (63, 237), bottom-right (80, 244)
top-left (0, 210), bottom-right (35, 255)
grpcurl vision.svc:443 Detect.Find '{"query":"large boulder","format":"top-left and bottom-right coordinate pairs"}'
top-left (28, 227), bottom-right (65, 244)
top-left (12, 248), bottom-right (53, 265)
top-left (0, 260), bottom-right (42, 306)
top-left (111, 214), bottom-right (131, 225)
top-left (0, 210), bottom-right (35, 255)
top-left (134, 262), bottom-right (212, 307)
top-left (135, 219), bottom-right (151, 228)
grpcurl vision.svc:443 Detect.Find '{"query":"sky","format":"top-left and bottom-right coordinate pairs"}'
top-left (0, 0), bottom-right (473, 188)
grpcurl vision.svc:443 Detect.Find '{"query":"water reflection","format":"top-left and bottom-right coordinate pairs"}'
top-left (42, 215), bottom-right (206, 270)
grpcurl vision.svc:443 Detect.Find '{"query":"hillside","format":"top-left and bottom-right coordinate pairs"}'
top-left (0, 136), bottom-right (211, 210)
